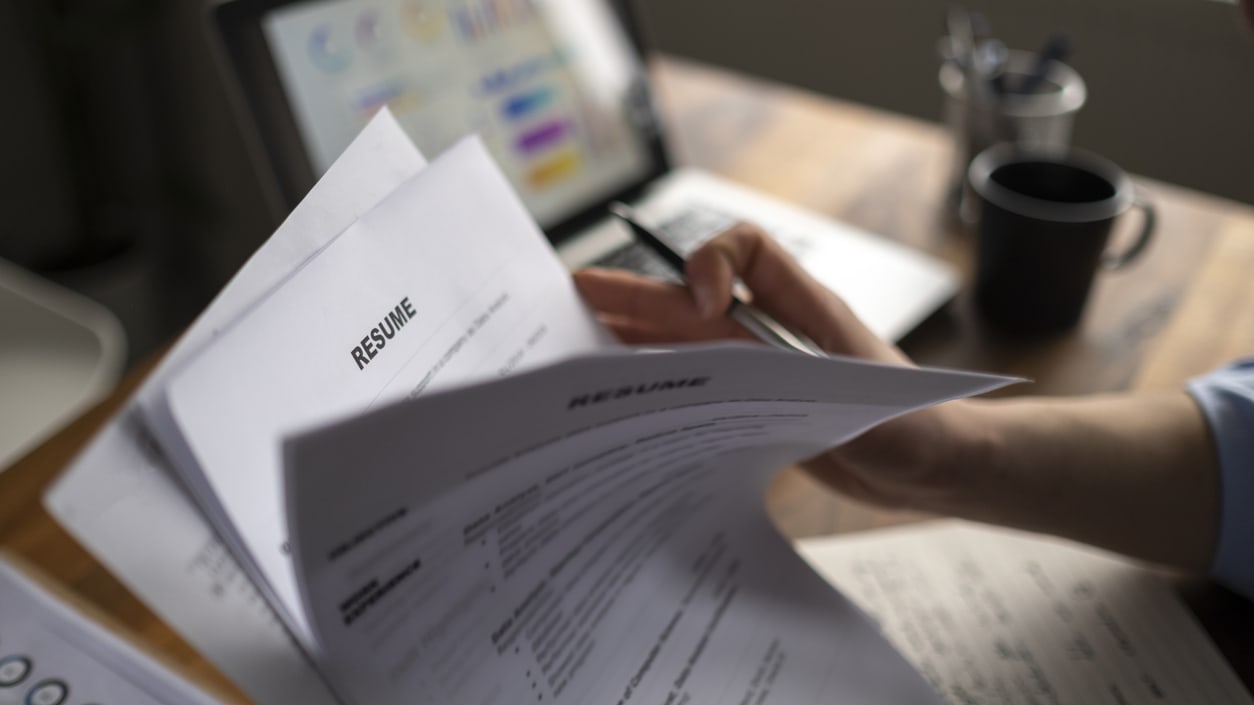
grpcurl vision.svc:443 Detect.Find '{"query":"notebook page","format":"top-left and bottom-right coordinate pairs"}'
top-left (798, 521), bottom-right (1253, 705)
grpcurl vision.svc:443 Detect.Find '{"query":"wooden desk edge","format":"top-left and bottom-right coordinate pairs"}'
top-left (0, 350), bottom-right (251, 704)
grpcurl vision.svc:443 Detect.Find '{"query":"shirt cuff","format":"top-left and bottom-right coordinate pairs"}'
top-left (1187, 358), bottom-right (1254, 600)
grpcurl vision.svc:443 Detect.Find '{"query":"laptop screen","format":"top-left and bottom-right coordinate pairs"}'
top-left (230, 0), bottom-right (661, 231)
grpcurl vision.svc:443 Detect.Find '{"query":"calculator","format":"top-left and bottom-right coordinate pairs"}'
top-left (0, 556), bottom-right (222, 705)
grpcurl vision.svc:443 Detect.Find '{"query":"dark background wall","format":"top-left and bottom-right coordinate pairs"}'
top-left (635, 0), bottom-right (1254, 207)
top-left (2, 0), bottom-right (1252, 366)
top-left (1, 0), bottom-right (274, 362)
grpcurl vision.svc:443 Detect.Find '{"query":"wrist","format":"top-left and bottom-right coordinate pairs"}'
top-left (918, 398), bottom-right (1007, 520)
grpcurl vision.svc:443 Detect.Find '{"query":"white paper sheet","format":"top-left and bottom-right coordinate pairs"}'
top-left (146, 136), bottom-right (617, 646)
top-left (0, 556), bottom-right (224, 705)
top-left (281, 344), bottom-right (1012, 705)
top-left (798, 521), bottom-right (1254, 705)
top-left (44, 109), bottom-right (427, 705)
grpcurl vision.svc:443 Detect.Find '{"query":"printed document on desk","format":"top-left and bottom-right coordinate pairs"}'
top-left (798, 521), bottom-right (1254, 705)
top-left (144, 136), bottom-right (616, 644)
top-left (280, 345), bottom-right (1011, 705)
top-left (44, 109), bottom-right (427, 705)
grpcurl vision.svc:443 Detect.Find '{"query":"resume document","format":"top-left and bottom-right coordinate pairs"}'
top-left (50, 112), bottom-right (1012, 705)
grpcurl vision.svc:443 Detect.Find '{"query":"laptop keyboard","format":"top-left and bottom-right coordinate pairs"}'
top-left (593, 204), bottom-right (816, 279)
top-left (592, 206), bottom-right (738, 280)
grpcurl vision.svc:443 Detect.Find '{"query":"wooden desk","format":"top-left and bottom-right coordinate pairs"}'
top-left (2, 57), bottom-right (1253, 701)
top-left (653, 57), bottom-right (1254, 683)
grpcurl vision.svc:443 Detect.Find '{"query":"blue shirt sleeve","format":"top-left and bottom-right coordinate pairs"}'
top-left (1187, 358), bottom-right (1254, 599)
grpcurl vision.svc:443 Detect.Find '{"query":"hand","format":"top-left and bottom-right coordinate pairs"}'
top-left (573, 222), bottom-right (984, 512)
top-left (576, 223), bottom-right (1220, 571)
top-left (574, 222), bottom-right (906, 361)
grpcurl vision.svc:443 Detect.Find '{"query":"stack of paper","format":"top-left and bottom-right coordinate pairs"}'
top-left (46, 111), bottom-right (433, 705)
top-left (0, 555), bottom-right (223, 705)
top-left (39, 111), bottom-right (1036, 705)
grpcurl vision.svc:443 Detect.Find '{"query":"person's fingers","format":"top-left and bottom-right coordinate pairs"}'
top-left (596, 315), bottom-right (751, 345)
top-left (573, 268), bottom-right (741, 338)
top-left (685, 223), bottom-right (905, 361)
top-left (685, 222), bottom-right (814, 322)
top-left (577, 224), bottom-right (907, 363)
top-left (573, 267), bottom-right (692, 321)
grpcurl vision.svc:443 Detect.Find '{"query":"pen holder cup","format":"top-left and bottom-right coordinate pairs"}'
top-left (940, 50), bottom-right (1087, 223)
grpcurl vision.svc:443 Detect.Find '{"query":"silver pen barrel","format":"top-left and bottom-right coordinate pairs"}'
top-left (728, 300), bottom-right (826, 357)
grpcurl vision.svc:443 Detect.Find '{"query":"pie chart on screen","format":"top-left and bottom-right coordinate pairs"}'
top-left (308, 25), bottom-right (351, 72)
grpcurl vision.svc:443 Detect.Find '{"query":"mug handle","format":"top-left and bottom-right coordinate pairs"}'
top-left (1102, 186), bottom-right (1156, 269)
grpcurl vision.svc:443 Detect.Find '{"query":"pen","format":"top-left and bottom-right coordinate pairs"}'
top-left (608, 202), bottom-right (826, 357)
top-left (1014, 33), bottom-right (1071, 96)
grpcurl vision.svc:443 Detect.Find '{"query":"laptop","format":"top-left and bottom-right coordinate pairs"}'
top-left (210, 0), bottom-right (957, 341)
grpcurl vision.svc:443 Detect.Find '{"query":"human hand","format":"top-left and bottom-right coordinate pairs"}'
top-left (572, 222), bottom-right (986, 513)
top-left (576, 223), bottom-right (1221, 570)
top-left (573, 222), bottom-right (907, 361)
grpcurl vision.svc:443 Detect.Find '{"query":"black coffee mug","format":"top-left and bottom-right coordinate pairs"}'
top-left (968, 145), bottom-right (1156, 335)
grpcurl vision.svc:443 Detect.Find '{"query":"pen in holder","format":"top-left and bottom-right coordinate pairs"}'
top-left (939, 44), bottom-right (1087, 224)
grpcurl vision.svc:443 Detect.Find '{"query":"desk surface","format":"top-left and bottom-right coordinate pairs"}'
top-left (2, 56), bottom-right (1253, 702)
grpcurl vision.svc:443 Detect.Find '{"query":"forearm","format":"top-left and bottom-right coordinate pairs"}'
top-left (942, 393), bottom-right (1221, 571)
top-left (574, 229), bottom-right (1229, 575)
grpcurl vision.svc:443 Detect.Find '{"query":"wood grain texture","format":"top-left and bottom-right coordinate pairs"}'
top-left (1135, 217), bottom-right (1254, 392)
top-left (2, 56), bottom-right (1251, 702)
